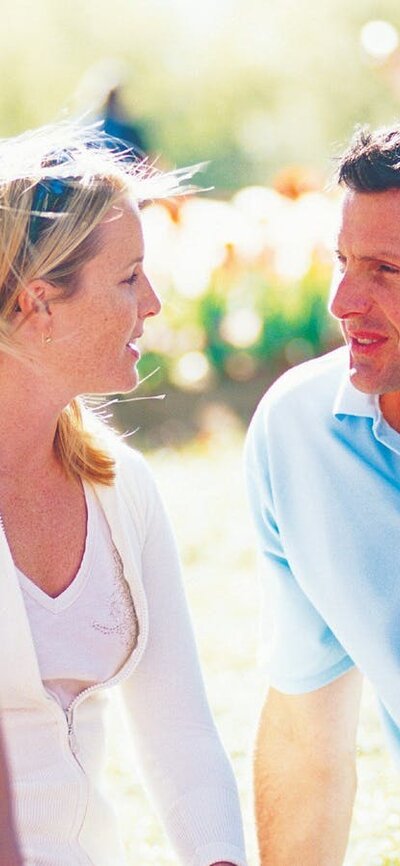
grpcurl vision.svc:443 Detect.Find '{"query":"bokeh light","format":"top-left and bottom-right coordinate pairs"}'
top-left (171, 350), bottom-right (213, 391)
top-left (220, 309), bottom-right (262, 348)
top-left (360, 20), bottom-right (399, 62)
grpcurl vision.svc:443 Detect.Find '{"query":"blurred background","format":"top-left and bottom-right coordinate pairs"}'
top-left (4, 0), bottom-right (400, 443)
top-left (4, 1), bottom-right (400, 863)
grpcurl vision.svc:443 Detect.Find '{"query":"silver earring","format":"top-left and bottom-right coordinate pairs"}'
top-left (42, 331), bottom-right (52, 345)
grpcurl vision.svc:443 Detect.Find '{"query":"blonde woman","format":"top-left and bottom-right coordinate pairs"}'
top-left (0, 123), bottom-right (246, 866)
top-left (0, 726), bottom-right (22, 866)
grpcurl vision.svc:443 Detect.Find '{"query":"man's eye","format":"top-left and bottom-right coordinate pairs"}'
top-left (334, 253), bottom-right (346, 270)
top-left (125, 273), bottom-right (138, 286)
top-left (378, 263), bottom-right (400, 274)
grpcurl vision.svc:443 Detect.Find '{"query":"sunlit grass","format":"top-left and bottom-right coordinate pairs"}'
top-left (106, 433), bottom-right (400, 866)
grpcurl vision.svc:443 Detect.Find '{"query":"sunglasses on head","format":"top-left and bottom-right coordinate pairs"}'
top-left (28, 176), bottom-right (74, 245)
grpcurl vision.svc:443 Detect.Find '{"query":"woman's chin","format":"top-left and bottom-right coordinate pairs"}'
top-left (115, 371), bottom-right (139, 394)
top-left (91, 371), bottom-right (139, 397)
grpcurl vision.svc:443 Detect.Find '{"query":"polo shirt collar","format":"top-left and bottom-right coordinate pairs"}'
top-left (333, 368), bottom-right (400, 455)
top-left (333, 373), bottom-right (378, 420)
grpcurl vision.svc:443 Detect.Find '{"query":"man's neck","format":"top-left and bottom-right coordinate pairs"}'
top-left (379, 391), bottom-right (400, 433)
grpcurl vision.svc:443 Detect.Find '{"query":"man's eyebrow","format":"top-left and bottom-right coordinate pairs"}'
top-left (334, 247), bottom-right (400, 262)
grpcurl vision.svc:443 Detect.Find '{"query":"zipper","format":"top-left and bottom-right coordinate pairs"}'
top-left (66, 707), bottom-right (79, 759)
top-left (63, 634), bottom-right (144, 760)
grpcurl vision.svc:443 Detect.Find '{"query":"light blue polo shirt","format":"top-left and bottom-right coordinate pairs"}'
top-left (245, 347), bottom-right (400, 766)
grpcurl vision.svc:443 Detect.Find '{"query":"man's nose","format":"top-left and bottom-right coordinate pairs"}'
top-left (329, 271), bottom-right (373, 320)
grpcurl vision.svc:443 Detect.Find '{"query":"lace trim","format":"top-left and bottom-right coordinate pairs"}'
top-left (92, 544), bottom-right (139, 653)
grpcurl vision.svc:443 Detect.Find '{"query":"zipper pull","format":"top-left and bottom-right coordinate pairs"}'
top-left (66, 712), bottom-right (78, 756)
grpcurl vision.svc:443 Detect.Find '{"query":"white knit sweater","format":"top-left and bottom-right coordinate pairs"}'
top-left (0, 439), bottom-right (247, 866)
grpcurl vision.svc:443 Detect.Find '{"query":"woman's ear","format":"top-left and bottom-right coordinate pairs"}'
top-left (15, 280), bottom-right (53, 321)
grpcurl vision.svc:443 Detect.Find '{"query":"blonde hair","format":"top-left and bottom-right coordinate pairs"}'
top-left (0, 122), bottom-right (194, 485)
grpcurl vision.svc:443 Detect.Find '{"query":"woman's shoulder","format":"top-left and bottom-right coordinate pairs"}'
top-left (111, 441), bottom-right (159, 538)
top-left (90, 427), bottom-right (160, 543)
top-left (114, 438), bottom-right (154, 488)
top-left (83, 408), bottom-right (157, 500)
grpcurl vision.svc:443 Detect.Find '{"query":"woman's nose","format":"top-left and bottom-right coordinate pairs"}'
top-left (143, 277), bottom-right (161, 318)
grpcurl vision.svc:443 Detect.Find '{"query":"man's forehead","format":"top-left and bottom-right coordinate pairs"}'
top-left (337, 188), bottom-right (400, 251)
top-left (341, 186), bottom-right (400, 216)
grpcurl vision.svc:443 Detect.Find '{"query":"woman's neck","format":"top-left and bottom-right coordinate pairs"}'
top-left (0, 359), bottom-right (67, 480)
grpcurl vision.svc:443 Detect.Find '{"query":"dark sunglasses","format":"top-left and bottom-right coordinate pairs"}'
top-left (28, 176), bottom-right (74, 245)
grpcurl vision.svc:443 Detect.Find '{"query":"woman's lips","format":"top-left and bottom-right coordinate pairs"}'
top-left (126, 342), bottom-right (140, 360)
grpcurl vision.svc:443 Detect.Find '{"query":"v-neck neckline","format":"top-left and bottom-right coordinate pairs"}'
top-left (17, 481), bottom-right (96, 611)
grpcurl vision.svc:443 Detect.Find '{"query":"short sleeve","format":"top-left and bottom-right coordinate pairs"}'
top-left (244, 400), bottom-right (354, 694)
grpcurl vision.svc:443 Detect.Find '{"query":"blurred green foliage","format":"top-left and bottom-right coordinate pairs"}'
top-left (3, 0), bottom-right (400, 190)
top-left (135, 187), bottom-right (341, 398)
top-left (2, 0), bottom-right (399, 425)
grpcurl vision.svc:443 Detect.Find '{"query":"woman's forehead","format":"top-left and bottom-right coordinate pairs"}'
top-left (100, 198), bottom-right (141, 235)
top-left (90, 201), bottom-right (144, 266)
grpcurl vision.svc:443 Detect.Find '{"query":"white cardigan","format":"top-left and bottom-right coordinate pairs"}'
top-left (0, 440), bottom-right (247, 866)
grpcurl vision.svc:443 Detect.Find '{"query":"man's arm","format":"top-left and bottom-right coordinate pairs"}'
top-left (255, 667), bottom-right (362, 866)
top-left (0, 726), bottom-right (22, 865)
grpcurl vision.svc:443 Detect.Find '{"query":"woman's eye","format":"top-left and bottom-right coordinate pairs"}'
top-left (125, 273), bottom-right (138, 286)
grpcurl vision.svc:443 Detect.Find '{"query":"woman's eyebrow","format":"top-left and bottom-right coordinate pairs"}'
top-left (122, 256), bottom-right (144, 269)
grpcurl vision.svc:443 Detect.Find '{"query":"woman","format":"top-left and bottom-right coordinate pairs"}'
top-left (0, 726), bottom-right (22, 866)
top-left (0, 123), bottom-right (247, 866)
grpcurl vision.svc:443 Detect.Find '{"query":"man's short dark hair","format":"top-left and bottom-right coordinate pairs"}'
top-left (337, 123), bottom-right (400, 192)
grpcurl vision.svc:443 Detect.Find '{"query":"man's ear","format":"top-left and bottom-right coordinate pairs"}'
top-left (15, 280), bottom-right (53, 320)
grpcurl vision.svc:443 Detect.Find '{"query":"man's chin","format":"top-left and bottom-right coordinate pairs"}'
top-left (348, 366), bottom-right (380, 395)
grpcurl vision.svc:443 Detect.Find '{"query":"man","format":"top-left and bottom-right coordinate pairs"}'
top-left (245, 123), bottom-right (400, 865)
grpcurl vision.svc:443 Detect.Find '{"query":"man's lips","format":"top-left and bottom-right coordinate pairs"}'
top-left (345, 330), bottom-right (388, 353)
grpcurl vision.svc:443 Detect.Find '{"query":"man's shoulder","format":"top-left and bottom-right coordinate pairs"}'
top-left (256, 347), bottom-right (347, 420)
top-left (270, 346), bottom-right (347, 400)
